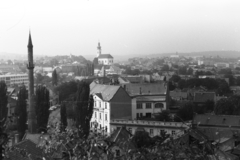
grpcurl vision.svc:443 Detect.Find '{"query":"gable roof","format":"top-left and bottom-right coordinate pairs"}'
top-left (194, 92), bottom-right (215, 103)
top-left (98, 54), bottom-right (113, 59)
top-left (7, 139), bottom-right (49, 160)
top-left (90, 84), bottom-right (121, 101)
top-left (124, 82), bottom-right (167, 96)
top-left (108, 127), bottom-right (136, 150)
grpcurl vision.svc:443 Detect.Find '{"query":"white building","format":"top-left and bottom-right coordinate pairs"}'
top-left (90, 83), bottom-right (132, 134)
top-left (98, 54), bottom-right (114, 65)
top-left (0, 74), bottom-right (28, 86)
top-left (110, 119), bottom-right (189, 138)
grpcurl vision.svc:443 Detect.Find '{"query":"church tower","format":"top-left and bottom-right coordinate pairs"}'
top-left (97, 42), bottom-right (101, 57)
top-left (27, 32), bottom-right (37, 133)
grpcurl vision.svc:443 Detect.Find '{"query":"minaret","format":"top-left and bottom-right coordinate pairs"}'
top-left (27, 32), bottom-right (37, 133)
top-left (97, 42), bottom-right (101, 57)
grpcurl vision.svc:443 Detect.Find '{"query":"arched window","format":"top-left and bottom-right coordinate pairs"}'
top-left (155, 103), bottom-right (164, 109)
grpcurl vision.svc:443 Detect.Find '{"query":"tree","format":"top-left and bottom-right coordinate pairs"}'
top-left (54, 80), bottom-right (78, 101)
top-left (52, 69), bottom-right (58, 86)
top-left (215, 95), bottom-right (240, 115)
top-left (132, 130), bottom-right (154, 148)
top-left (161, 65), bottom-right (169, 71)
top-left (175, 102), bottom-right (195, 122)
top-left (35, 73), bottom-right (44, 84)
top-left (60, 102), bottom-right (67, 131)
top-left (178, 66), bottom-right (187, 75)
top-left (155, 110), bottom-right (171, 121)
top-left (35, 85), bottom-right (50, 132)
top-left (75, 81), bottom-right (93, 138)
top-left (187, 67), bottom-right (193, 75)
top-left (169, 75), bottom-right (181, 83)
top-left (0, 81), bottom-right (8, 125)
top-left (16, 85), bottom-right (27, 139)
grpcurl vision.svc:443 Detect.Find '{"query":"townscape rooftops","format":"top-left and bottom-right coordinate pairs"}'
top-left (98, 54), bottom-right (113, 59)
top-left (7, 139), bottom-right (47, 160)
top-left (193, 114), bottom-right (240, 127)
top-left (124, 82), bottom-right (167, 96)
top-left (193, 92), bottom-right (215, 103)
top-left (108, 127), bottom-right (136, 150)
top-left (90, 84), bottom-right (121, 101)
top-left (170, 91), bottom-right (188, 99)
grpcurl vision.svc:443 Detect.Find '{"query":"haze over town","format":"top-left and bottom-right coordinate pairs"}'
top-left (1, 0), bottom-right (240, 61)
top-left (3, 1), bottom-right (240, 160)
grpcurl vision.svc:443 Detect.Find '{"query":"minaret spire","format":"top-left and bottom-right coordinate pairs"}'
top-left (27, 31), bottom-right (37, 133)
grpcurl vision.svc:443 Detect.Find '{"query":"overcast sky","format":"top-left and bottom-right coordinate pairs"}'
top-left (0, 0), bottom-right (240, 60)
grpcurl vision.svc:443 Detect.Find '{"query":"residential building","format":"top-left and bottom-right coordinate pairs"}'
top-left (90, 83), bottom-right (132, 133)
top-left (193, 114), bottom-right (240, 141)
top-left (110, 119), bottom-right (189, 138)
top-left (193, 92), bottom-right (216, 105)
top-left (0, 74), bottom-right (28, 86)
top-left (123, 82), bottom-right (169, 119)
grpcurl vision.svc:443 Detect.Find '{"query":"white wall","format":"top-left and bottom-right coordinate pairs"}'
top-left (90, 95), bottom-right (110, 133)
top-left (131, 96), bottom-right (167, 120)
top-left (98, 58), bottom-right (113, 65)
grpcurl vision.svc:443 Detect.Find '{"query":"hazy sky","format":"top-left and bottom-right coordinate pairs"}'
top-left (1, 0), bottom-right (240, 60)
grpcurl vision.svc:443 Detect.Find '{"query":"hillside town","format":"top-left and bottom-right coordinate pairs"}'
top-left (1, 32), bottom-right (240, 160)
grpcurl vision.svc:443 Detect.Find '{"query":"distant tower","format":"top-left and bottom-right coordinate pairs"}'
top-left (97, 42), bottom-right (101, 57)
top-left (27, 32), bottom-right (37, 133)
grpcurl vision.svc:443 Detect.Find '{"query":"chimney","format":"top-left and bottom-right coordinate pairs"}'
top-left (15, 134), bottom-right (19, 144)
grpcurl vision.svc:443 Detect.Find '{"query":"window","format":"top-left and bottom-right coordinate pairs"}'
top-left (94, 101), bottom-right (96, 107)
top-left (136, 113), bottom-right (139, 119)
top-left (95, 112), bottom-right (97, 118)
top-left (137, 103), bottom-right (142, 109)
top-left (155, 103), bottom-right (164, 109)
top-left (105, 114), bottom-right (107, 121)
top-left (99, 113), bottom-right (101, 119)
top-left (128, 128), bottom-right (132, 134)
top-left (99, 102), bottom-right (101, 108)
top-left (146, 103), bottom-right (151, 109)
top-left (172, 130), bottom-right (176, 135)
top-left (150, 129), bottom-right (153, 136)
top-left (140, 113), bottom-right (143, 117)
top-left (146, 113), bottom-right (152, 118)
top-left (105, 103), bottom-right (107, 109)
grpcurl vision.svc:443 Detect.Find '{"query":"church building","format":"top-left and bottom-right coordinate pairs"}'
top-left (93, 42), bottom-right (114, 76)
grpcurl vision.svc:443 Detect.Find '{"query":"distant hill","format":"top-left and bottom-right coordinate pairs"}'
top-left (145, 51), bottom-right (240, 59)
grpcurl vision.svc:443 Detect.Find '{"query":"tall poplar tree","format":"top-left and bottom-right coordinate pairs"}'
top-left (52, 69), bottom-right (58, 86)
top-left (0, 81), bottom-right (8, 126)
top-left (75, 81), bottom-right (93, 138)
top-left (60, 102), bottom-right (67, 130)
top-left (16, 85), bottom-right (27, 138)
top-left (35, 85), bottom-right (50, 132)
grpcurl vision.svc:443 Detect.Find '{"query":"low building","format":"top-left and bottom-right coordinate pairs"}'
top-left (90, 84), bottom-right (132, 133)
top-left (0, 74), bottom-right (28, 86)
top-left (123, 82), bottom-right (169, 119)
top-left (192, 114), bottom-right (240, 141)
top-left (110, 119), bottom-right (189, 138)
top-left (193, 92), bottom-right (216, 105)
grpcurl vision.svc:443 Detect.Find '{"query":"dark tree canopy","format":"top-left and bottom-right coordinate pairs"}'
top-left (60, 102), bottom-right (67, 130)
top-left (54, 80), bottom-right (78, 102)
top-left (215, 95), bottom-right (240, 115)
top-left (35, 85), bottom-right (50, 132)
top-left (175, 102), bottom-right (194, 122)
top-left (52, 69), bottom-right (58, 86)
top-left (155, 110), bottom-right (171, 121)
top-left (16, 85), bottom-right (28, 138)
top-left (0, 81), bottom-right (8, 125)
top-left (75, 81), bottom-right (93, 138)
